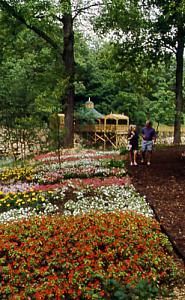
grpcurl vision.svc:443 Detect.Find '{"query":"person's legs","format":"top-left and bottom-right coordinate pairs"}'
top-left (133, 150), bottom-right (137, 165)
top-left (129, 150), bottom-right (133, 165)
top-left (147, 151), bottom-right (152, 165)
top-left (146, 141), bottom-right (153, 165)
top-left (141, 141), bottom-right (147, 162)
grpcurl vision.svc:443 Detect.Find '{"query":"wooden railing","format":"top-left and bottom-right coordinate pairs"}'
top-left (75, 124), bottom-right (129, 133)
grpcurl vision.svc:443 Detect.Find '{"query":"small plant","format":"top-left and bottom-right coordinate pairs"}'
top-left (88, 277), bottom-right (160, 300)
top-left (101, 158), bottom-right (125, 169)
top-left (105, 158), bottom-right (125, 168)
top-left (120, 146), bottom-right (129, 155)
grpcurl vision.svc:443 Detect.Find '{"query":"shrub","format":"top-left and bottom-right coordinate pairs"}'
top-left (103, 159), bottom-right (125, 169)
top-left (120, 147), bottom-right (129, 156)
top-left (88, 277), bottom-right (160, 299)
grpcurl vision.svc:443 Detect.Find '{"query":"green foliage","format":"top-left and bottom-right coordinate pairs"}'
top-left (0, 18), bottom-right (63, 124)
top-left (1, 0), bottom-right (185, 148)
top-left (74, 38), bottom-right (178, 126)
top-left (0, 10), bottom-right (66, 154)
top-left (88, 277), bottom-right (160, 299)
top-left (120, 147), bottom-right (129, 155)
top-left (94, 0), bottom-right (185, 143)
top-left (74, 106), bottom-right (98, 125)
top-left (48, 113), bottom-right (64, 145)
top-left (103, 158), bottom-right (125, 168)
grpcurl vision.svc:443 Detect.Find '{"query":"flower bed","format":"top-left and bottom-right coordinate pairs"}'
top-left (0, 149), bottom-right (182, 299)
top-left (0, 212), bottom-right (178, 300)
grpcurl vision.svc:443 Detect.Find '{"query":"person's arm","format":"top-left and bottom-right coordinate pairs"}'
top-left (129, 133), bottom-right (134, 140)
top-left (127, 131), bottom-right (134, 141)
top-left (141, 129), bottom-right (145, 140)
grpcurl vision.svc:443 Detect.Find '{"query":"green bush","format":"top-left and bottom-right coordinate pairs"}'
top-left (104, 158), bottom-right (126, 168)
top-left (120, 147), bottom-right (129, 156)
top-left (88, 277), bottom-right (161, 300)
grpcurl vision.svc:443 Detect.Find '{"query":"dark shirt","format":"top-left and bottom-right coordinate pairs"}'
top-left (128, 131), bottom-right (139, 148)
top-left (142, 127), bottom-right (156, 141)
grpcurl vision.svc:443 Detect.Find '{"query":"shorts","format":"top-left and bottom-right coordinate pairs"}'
top-left (142, 140), bottom-right (153, 152)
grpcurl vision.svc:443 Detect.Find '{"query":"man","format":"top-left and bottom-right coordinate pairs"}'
top-left (141, 120), bottom-right (156, 165)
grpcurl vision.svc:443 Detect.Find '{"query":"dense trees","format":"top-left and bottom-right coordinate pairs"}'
top-left (0, 0), bottom-right (184, 147)
top-left (94, 0), bottom-right (185, 142)
top-left (74, 41), bottom-right (176, 127)
top-left (0, 12), bottom-right (63, 131)
top-left (0, 0), bottom-right (100, 147)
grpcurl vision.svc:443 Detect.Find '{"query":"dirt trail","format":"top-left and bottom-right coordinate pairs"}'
top-left (128, 146), bottom-right (185, 263)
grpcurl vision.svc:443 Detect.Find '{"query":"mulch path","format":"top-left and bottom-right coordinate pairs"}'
top-left (127, 145), bottom-right (185, 267)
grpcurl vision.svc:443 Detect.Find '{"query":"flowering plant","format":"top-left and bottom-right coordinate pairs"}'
top-left (0, 212), bottom-right (178, 299)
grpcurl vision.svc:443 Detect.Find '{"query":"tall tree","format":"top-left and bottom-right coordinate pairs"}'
top-left (145, 0), bottom-right (185, 143)
top-left (95, 0), bottom-right (185, 143)
top-left (0, 0), bottom-right (100, 148)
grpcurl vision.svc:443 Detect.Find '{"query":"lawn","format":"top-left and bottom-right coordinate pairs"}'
top-left (0, 149), bottom-right (182, 299)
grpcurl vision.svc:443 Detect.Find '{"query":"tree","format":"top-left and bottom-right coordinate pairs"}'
top-left (0, 0), bottom-right (100, 148)
top-left (0, 14), bottom-right (66, 157)
top-left (95, 0), bottom-right (185, 143)
top-left (75, 40), bottom-right (176, 127)
top-left (144, 0), bottom-right (185, 143)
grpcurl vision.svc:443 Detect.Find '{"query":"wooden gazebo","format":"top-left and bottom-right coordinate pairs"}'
top-left (74, 99), bottom-right (129, 149)
top-left (58, 99), bottom-right (130, 149)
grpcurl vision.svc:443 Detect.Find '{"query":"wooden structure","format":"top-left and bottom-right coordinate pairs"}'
top-left (57, 99), bottom-right (129, 149)
top-left (74, 99), bottom-right (129, 149)
top-left (76, 113), bottom-right (129, 149)
top-left (57, 101), bottom-right (185, 148)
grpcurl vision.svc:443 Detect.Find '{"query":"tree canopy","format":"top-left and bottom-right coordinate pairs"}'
top-left (0, 0), bottom-right (184, 147)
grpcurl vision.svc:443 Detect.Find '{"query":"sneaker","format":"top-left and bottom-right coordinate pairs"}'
top-left (130, 162), bottom-right (133, 166)
top-left (147, 162), bottom-right (151, 165)
top-left (134, 162), bottom-right (137, 166)
top-left (141, 159), bottom-right (144, 163)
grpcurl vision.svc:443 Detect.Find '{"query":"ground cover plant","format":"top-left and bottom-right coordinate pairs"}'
top-left (0, 149), bottom-right (183, 299)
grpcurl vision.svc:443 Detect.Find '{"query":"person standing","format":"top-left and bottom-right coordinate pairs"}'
top-left (141, 120), bottom-right (156, 165)
top-left (127, 125), bottom-right (139, 166)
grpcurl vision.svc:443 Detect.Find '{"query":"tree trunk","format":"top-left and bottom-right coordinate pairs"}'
top-left (62, 13), bottom-right (75, 148)
top-left (174, 25), bottom-right (184, 144)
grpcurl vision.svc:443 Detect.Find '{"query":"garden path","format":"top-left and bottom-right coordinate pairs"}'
top-left (128, 145), bottom-right (185, 265)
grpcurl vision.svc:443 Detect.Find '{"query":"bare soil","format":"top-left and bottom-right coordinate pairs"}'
top-left (128, 145), bottom-right (185, 266)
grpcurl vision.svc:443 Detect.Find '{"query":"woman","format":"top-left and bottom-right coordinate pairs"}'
top-left (127, 125), bottom-right (139, 166)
